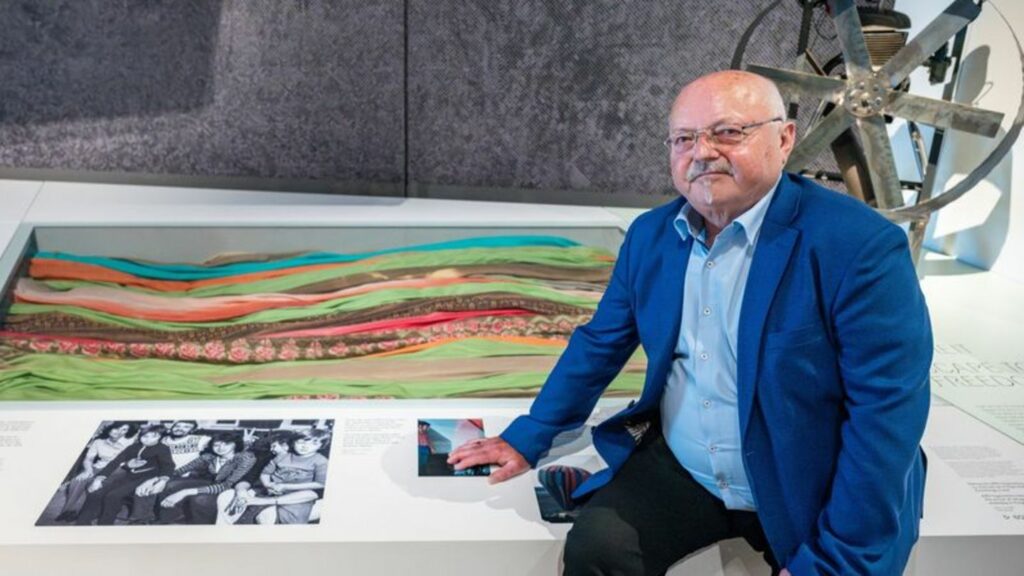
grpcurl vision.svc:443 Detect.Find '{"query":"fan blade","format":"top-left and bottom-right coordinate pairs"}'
top-left (786, 108), bottom-right (855, 171)
top-left (826, 0), bottom-right (874, 80)
top-left (858, 116), bottom-right (905, 209)
top-left (879, 0), bottom-right (980, 87)
top-left (747, 65), bottom-right (844, 101)
top-left (887, 91), bottom-right (1003, 137)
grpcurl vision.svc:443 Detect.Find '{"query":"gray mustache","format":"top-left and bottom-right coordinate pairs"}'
top-left (686, 160), bottom-right (732, 182)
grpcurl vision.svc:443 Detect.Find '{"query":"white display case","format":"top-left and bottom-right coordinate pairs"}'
top-left (0, 179), bottom-right (1022, 575)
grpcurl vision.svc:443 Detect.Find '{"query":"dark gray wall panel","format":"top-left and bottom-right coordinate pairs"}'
top-left (0, 0), bottom-right (894, 204)
top-left (0, 0), bottom-right (404, 192)
top-left (407, 0), bottom-right (894, 203)
top-left (0, 0), bottom-right (220, 125)
top-left (406, 0), bottom-right (802, 202)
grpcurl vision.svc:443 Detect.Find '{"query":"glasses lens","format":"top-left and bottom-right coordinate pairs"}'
top-left (712, 126), bottom-right (746, 145)
top-left (666, 134), bottom-right (694, 152)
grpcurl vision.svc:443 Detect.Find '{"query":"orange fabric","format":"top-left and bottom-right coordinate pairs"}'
top-left (29, 258), bottom-right (374, 292)
top-left (14, 276), bottom-right (498, 323)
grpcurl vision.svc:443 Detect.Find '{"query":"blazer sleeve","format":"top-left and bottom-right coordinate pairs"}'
top-left (788, 225), bottom-right (932, 575)
top-left (501, 221), bottom-right (642, 465)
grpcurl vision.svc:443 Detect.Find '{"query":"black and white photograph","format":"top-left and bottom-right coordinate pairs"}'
top-left (37, 419), bottom-right (334, 526)
top-left (417, 418), bottom-right (489, 477)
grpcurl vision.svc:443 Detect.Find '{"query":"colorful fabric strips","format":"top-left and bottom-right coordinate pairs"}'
top-left (0, 235), bottom-right (644, 401)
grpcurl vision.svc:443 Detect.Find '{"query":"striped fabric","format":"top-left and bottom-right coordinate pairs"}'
top-left (0, 235), bottom-right (645, 401)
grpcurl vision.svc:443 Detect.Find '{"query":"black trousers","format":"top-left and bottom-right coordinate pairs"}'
top-left (563, 431), bottom-right (780, 576)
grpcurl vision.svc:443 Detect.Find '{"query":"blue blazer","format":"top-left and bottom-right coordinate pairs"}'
top-left (502, 173), bottom-right (932, 574)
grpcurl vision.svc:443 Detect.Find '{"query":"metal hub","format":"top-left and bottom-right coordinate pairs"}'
top-left (844, 78), bottom-right (889, 118)
top-left (737, 0), bottom-right (1021, 271)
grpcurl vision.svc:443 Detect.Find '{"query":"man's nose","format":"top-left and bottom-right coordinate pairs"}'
top-left (691, 133), bottom-right (719, 160)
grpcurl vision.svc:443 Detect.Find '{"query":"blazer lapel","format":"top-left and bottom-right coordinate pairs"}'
top-left (737, 177), bottom-right (800, 435)
top-left (644, 206), bottom-right (692, 403)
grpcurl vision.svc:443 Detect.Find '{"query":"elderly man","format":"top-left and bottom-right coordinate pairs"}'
top-left (449, 70), bottom-right (931, 575)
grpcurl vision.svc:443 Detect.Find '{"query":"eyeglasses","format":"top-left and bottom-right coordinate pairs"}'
top-left (663, 117), bottom-right (783, 153)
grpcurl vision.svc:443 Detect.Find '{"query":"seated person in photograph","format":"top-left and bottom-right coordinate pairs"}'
top-left (162, 420), bottom-right (212, 469)
top-left (448, 70), bottom-right (931, 575)
top-left (216, 430), bottom-right (295, 524)
top-left (243, 430), bottom-right (297, 485)
top-left (130, 431), bottom-right (256, 524)
top-left (76, 425), bottom-right (175, 525)
top-left (53, 421), bottom-right (137, 523)
top-left (221, 428), bottom-right (330, 525)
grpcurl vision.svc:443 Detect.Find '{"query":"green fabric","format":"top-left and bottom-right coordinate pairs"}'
top-left (8, 281), bottom-right (600, 332)
top-left (0, 371), bottom-right (644, 400)
top-left (0, 338), bottom-right (646, 400)
top-left (40, 246), bottom-right (613, 298)
top-left (36, 235), bottom-right (583, 280)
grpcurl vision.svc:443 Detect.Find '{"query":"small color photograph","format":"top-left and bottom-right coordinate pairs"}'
top-left (417, 418), bottom-right (490, 477)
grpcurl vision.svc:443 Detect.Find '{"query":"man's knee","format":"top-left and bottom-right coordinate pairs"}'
top-left (563, 505), bottom-right (641, 575)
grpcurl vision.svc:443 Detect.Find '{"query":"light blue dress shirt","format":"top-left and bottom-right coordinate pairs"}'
top-left (660, 178), bottom-right (779, 511)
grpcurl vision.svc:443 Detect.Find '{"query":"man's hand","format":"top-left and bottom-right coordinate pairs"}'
top-left (226, 489), bottom-right (253, 516)
top-left (135, 477), bottom-right (167, 497)
top-left (447, 436), bottom-right (529, 484)
top-left (160, 489), bottom-right (194, 508)
top-left (242, 428), bottom-right (257, 446)
top-left (780, 569), bottom-right (791, 576)
top-left (87, 477), bottom-right (105, 493)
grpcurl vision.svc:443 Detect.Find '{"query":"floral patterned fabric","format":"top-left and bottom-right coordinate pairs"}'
top-left (0, 236), bottom-right (644, 400)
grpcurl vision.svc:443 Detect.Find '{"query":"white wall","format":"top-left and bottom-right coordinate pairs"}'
top-left (894, 0), bottom-right (1024, 281)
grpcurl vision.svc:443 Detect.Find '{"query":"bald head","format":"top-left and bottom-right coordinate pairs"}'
top-left (665, 70), bottom-right (796, 238)
top-left (672, 70), bottom-right (787, 126)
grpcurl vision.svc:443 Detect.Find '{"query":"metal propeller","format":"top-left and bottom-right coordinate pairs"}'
top-left (748, 0), bottom-right (1005, 221)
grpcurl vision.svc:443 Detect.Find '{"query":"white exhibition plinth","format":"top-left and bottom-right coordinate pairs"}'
top-left (0, 179), bottom-right (1022, 575)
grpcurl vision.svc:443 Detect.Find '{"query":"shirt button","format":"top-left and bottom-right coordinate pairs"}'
top-left (699, 352), bottom-right (709, 360)
top-left (706, 260), bottom-right (715, 268)
top-left (709, 445), bottom-right (718, 453)
top-left (718, 479), bottom-right (729, 489)
top-left (702, 399), bottom-right (711, 408)
top-left (702, 307), bottom-right (711, 316)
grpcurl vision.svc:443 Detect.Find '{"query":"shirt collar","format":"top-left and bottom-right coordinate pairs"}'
top-left (673, 173), bottom-right (782, 247)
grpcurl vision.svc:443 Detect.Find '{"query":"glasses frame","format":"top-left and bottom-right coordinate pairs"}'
top-left (664, 117), bottom-right (784, 153)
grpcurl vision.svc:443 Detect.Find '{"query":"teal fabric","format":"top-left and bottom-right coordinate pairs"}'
top-left (36, 236), bottom-right (581, 280)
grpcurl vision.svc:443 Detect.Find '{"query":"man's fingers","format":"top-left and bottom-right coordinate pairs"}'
top-left (488, 459), bottom-right (529, 484)
top-left (449, 440), bottom-right (506, 468)
top-left (448, 437), bottom-right (489, 460)
top-left (449, 448), bottom-right (493, 470)
top-left (446, 436), bottom-right (529, 483)
top-left (448, 438), bottom-right (495, 463)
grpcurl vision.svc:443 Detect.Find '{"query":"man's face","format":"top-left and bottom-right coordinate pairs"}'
top-left (668, 79), bottom-right (794, 219)
top-left (170, 421), bottom-right (196, 438)
top-left (108, 424), bottom-right (130, 440)
top-left (293, 436), bottom-right (323, 456)
top-left (212, 440), bottom-right (235, 456)
top-left (140, 431), bottom-right (161, 446)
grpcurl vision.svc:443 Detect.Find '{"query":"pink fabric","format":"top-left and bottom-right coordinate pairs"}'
top-left (13, 276), bottom-right (496, 322)
top-left (263, 309), bottom-right (532, 338)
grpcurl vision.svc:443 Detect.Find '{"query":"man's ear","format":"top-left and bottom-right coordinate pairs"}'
top-left (778, 121), bottom-right (797, 167)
